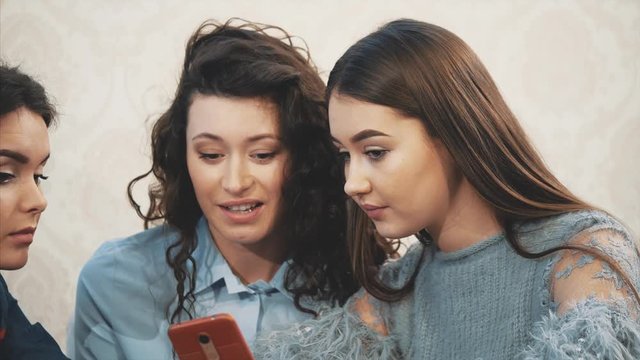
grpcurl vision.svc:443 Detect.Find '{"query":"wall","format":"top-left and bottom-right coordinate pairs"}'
top-left (1, 0), bottom-right (639, 353)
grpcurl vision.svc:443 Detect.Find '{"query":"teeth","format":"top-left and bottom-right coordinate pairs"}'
top-left (226, 203), bottom-right (259, 212)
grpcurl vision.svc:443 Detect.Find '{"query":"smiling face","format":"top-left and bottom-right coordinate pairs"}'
top-left (329, 94), bottom-right (456, 239)
top-left (0, 107), bottom-right (50, 270)
top-left (186, 94), bottom-right (289, 253)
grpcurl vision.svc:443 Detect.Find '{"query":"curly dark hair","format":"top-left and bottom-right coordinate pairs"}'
top-left (128, 19), bottom-right (362, 323)
top-left (0, 63), bottom-right (56, 127)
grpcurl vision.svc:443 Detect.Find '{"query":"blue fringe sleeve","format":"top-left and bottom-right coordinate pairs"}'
top-left (522, 213), bottom-right (640, 359)
top-left (521, 299), bottom-right (640, 359)
top-left (252, 304), bottom-right (400, 359)
top-left (252, 243), bottom-right (424, 359)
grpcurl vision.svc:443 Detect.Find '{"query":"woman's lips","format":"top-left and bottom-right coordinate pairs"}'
top-left (218, 201), bottom-right (264, 224)
top-left (360, 204), bottom-right (388, 220)
top-left (8, 227), bottom-right (36, 245)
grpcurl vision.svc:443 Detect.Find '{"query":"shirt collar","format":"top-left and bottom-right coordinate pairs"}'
top-left (258, 258), bottom-right (293, 300)
top-left (191, 217), bottom-right (293, 300)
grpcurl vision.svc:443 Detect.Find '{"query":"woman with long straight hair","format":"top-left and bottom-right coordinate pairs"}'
top-left (255, 18), bottom-right (640, 359)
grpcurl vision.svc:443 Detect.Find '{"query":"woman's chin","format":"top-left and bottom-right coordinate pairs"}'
top-left (373, 223), bottom-right (419, 241)
top-left (0, 251), bottom-right (29, 271)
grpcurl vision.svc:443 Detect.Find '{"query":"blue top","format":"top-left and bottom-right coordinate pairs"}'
top-left (73, 217), bottom-right (313, 360)
top-left (0, 274), bottom-right (68, 359)
top-left (255, 210), bottom-right (640, 359)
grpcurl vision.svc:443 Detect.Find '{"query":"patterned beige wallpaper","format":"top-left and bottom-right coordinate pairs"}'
top-left (1, 0), bottom-right (638, 354)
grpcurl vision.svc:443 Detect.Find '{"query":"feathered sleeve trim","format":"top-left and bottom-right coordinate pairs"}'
top-left (253, 304), bottom-right (400, 360)
top-left (521, 298), bottom-right (640, 360)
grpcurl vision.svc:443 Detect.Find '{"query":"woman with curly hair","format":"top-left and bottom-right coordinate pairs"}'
top-left (72, 19), bottom-right (379, 359)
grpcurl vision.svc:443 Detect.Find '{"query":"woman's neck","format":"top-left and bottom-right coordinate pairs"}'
top-left (210, 228), bottom-right (286, 284)
top-left (431, 178), bottom-right (503, 253)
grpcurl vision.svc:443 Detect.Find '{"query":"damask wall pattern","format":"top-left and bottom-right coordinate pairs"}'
top-left (1, 0), bottom-right (638, 353)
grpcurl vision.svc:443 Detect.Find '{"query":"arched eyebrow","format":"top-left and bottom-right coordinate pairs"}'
top-left (0, 149), bottom-right (50, 165)
top-left (0, 149), bottom-right (28, 163)
top-left (192, 133), bottom-right (223, 142)
top-left (191, 133), bottom-right (279, 143)
top-left (332, 129), bottom-right (391, 145)
top-left (246, 134), bottom-right (279, 143)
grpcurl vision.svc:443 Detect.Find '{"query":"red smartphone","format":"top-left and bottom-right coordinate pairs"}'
top-left (168, 313), bottom-right (255, 360)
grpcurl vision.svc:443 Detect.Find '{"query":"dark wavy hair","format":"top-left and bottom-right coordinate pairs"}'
top-left (128, 19), bottom-right (364, 323)
top-left (0, 63), bottom-right (56, 127)
top-left (327, 19), bottom-right (639, 304)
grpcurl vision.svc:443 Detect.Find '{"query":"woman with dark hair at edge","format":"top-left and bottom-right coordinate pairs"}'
top-left (73, 19), bottom-right (391, 359)
top-left (255, 19), bottom-right (640, 359)
top-left (0, 64), bottom-right (69, 359)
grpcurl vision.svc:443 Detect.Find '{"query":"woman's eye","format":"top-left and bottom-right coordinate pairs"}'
top-left (34, 174), bottom-right (49, 185)
top-left (337, 152), bottom-right (351, 163)
top-left (0, 172), bottom-right (15, 184)
top-left (199, 153), bottom-right (223, 161)
top-left (252, 152), bottom-right (276, 161)
top-left (365, 149), bottom-right (388, 160)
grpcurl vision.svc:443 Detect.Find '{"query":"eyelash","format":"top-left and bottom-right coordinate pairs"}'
top-left (337, 149), bottom-right (388, 163)
top-left (252, 152), bottom-right (276, 163)
top-left (199, 153), bottom-right (223, 161)
top-left (34, 174), bottom-right (49, 185)
top-left (365, 149), bottom-right (388, 161)
top-left (0, 172), bottom-right (48, 185)
top-left (198, 152), bottom-right (277, 163)
top-left (0, 172), bottom-right (13, 184)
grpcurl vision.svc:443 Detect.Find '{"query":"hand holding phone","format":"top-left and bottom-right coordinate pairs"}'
top-left (168, 313), bottom-right (254, 360)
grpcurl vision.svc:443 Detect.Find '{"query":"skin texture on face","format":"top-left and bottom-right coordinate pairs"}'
top-left (186, 95), bottom-right (289, 270)
top-left (0, 107), bottom-right (49, 270)
top-left (329, 94), bottom-right (456, 240)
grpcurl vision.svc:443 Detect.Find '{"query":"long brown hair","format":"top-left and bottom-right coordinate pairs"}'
top-left (327, 19), bottom-right (639, 303)
top-left (128, 18), bottom-right (361, 323)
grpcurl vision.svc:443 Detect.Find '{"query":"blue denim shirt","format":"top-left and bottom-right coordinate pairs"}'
top-left (72, 218), bottom-right (312, 359)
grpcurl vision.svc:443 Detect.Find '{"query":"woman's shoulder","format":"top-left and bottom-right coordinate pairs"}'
top-left (78, 223), bottom-right (179, 285)
top-left (521, 211), bottom-right (640, 358)
top-left (520, 210), bottom-right (638, 293)
top-left (518, 210), bottom-right (633, 252)
top-left (520, 209), bottom-right (639, 315)
top-left (0, 275), bottom-right (69, 359)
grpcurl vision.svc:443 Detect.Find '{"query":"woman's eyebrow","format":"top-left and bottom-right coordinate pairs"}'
top-left (39, 154), bottom-right (51, 165)
top-left (350, 129), bottom-right (391, 143)
top-left (192, 133), bottom-right (279, 143)
top-left (191, 132), bottom-right (222, 142)
top-left (0, 149), bottom-right (29, 164)
top-left (246, 134), bottom-right (278, 143)
top-left (331, 130), bottom-right (391, 146)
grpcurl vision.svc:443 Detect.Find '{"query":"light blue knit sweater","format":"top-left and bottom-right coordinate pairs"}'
top-left (254, 211), bottom-right (640, 359)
